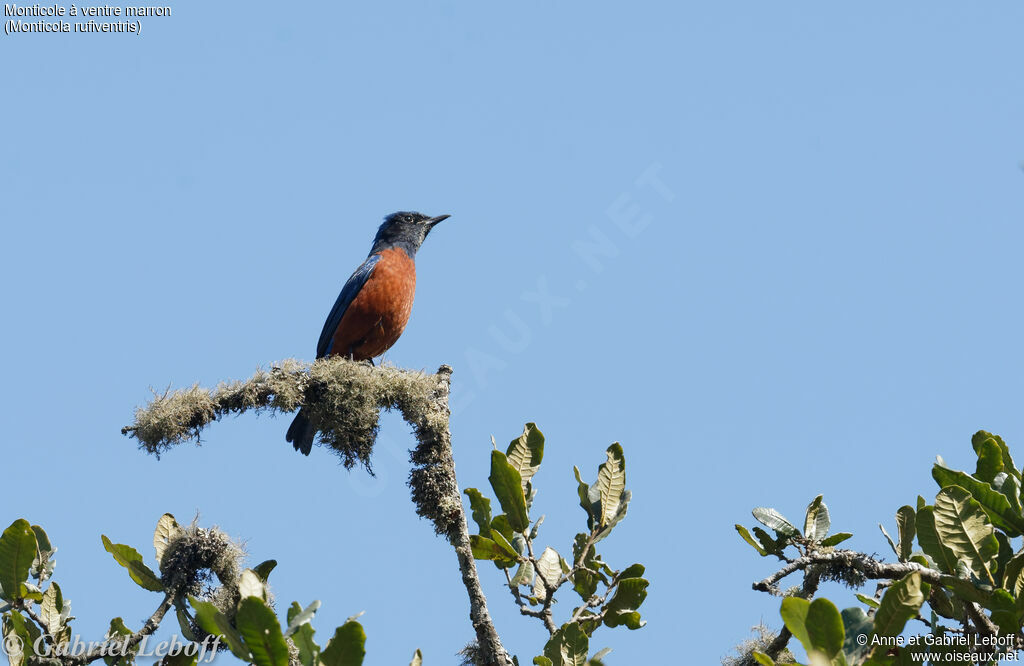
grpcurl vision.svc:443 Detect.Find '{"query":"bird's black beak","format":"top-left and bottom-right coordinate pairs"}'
top-left (426, 214), bottom-right (450, 228)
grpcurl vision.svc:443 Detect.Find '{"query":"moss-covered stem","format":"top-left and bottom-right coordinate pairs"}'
top-left (419, 366), bottom-right (513, 666)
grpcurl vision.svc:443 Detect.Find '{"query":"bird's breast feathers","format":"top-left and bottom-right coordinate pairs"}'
top-left (328, 247), bottom-right (417, 359)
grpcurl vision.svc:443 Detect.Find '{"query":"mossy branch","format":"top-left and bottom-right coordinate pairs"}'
top-left (122, 357), bottom-right (435, 467)
top-left (122, 356), bottom-right (513, 666)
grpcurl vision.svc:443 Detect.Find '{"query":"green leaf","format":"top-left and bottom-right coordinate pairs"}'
top-left (927, 587), bottom-right (958, 620)
top-left (492, 530), bottom-right (521, 559)
top-left (29, 525), bottom-right (55, 583)
top-left (238, 569), bottom-right (267, 601)
top-left (535, 547), bottom-right (561, 591)
top-left (292, 623), bottom-right (320, 666)
top-left (533, 658), bottom-right (553, 666)
top-left (855, 593), bottom-right (879, 609)
top-left (0, 520), bottom-right (37, 600)
top-left (40, 582), bottom-right (64, 633)
top-left (752, 508), bottom-right (800, 539)
top-left (750, 653), bottom-right (775, 666)
top-left (104, 617), bottom-right (135, 666)
top-left (530, 515), bottom-right (545, 540)
top-left (320, 620), bottom-right (367, 666)
top-left (804, 598), bottom-right (844, 659)
top-left (573, 467), bottom-right (597, 531)
top-left (1002, 550), bottom-right (1024, 595)
top-left (975, 435), bottom-right (1004, 483)
top-left (10, 609), bottom-right (43, 658)
top-left (994, 532), bottom-right (1013, 587)
top-left (2, 614), bottom-right (26, 666)
top-left (284, 600), bottom-right (321, 637)
top-left (749, 527), bottom-right (785, 557)
top-left (30, 526), bottom-right (52, 556)
top-left (595, 443), bottom-right (626, 529)
top-left (871, 572), bottom-right (928, 642)
top-left (916, 505), bottom-right (958, 574)
top-left (993, 472), bottom-right (1023, 515)
top-left (287, 601), bottom-right (302, 624)
top-left (895, 505), bottom-right (915, 562)
top-left (841, 607), bottom-right (873, 662)
top-left (409, 649), bottom-right (423, 666)
top-left (594, 489), bottom-right (630, 544)
top-left (189, 596), bottom-right (248, 660)
top-left (506, 423), bottom-right (545, 492)
top-left (236, 597), bottom-right (290, 666)
top-left (803, 495), bottom-right (830, 541)
top-left (779, 597), bottom-right (810, 651)
top-left (989, 588), bottom-right (1020, 634)
top-left (469, 535), bottom-right (517, 563)
top-left (510, 561), bottom-right (534, 587)
top-left (464, 489), bottom-right (493, 538)
top-left (735, 525), bottom-right (768, 556)
top-left (252, 559), bottom-right (277, 582)
top-left (570, 534), bottom-right (601, 600)
top-left (932, 486), bottom-right (998, 586)
top-left (602, 577), bottom-right (648, 629)
top-left (101, 535), bottom-right (164, 592)
top-left (619, 563), bottom-right (645, 579)
top-left (973, 430), bottom-right (1018, 479)
top-left (176, 606), bottom-right (197, 642)
top-left (820, 532), bottom-right (852, 547)
top-left (153, 514), bottom-right (180, 565)
top-left (543, 623), bottom-right (588, 666)
top-left (489, 450), bottom-right (529, 533)
top-left (932, 464), bottom-right (1024, 536)
top-left (490, 514), bottom-right (514, 543)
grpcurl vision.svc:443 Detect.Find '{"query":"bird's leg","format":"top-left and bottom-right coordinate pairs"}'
top-left (345, 346), bottom-right (374, 366)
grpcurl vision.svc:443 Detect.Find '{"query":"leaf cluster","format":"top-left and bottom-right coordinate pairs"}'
top-left (464, 424), bottom-right (647, 666)
top-left (0, 514), bottom-right (379, 666)
top-left (734, 431), bottom-right (1024, 666)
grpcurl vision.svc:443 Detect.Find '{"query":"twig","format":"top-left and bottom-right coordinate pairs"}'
top-left (966, 602), bottom-right (998, 639)
top-left (20, 604), bottom-right (53, 648)
top-left (28, 590), bottom-right (176, 666)
top-left (753, 549), bottom-right (949, 596)
top-left (504, 569), bottom-right (549, 623)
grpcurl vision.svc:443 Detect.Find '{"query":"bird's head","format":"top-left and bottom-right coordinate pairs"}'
top-left (370, 211), bottom-right (450, 257)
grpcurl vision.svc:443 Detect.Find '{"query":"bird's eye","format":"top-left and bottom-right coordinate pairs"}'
top-left (404, 215), bottom-right (413, 223)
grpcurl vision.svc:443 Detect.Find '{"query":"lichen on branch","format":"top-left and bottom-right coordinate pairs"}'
top-left (122, 357), bottom-right (429, 463)
top-left (121, 357), bottom-right (457, 535)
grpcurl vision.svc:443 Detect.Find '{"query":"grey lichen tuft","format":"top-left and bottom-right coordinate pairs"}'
top-left (123, 358), bottom-right (309, 458)
top-left (457, 641), bottom-right (485, 666)
top-left (159, 523), bottom-right (246, 618)
top-left (819, 559), bottom-right (868, 589)
top-left (721, 624), bottom-right (795, 666)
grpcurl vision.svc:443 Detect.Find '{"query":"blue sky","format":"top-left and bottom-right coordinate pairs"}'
top-left (2, 2), bottom-right (1023, 664)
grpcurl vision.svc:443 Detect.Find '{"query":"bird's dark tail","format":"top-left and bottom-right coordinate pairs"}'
top-left (286, 409), bottom-right (315, 455)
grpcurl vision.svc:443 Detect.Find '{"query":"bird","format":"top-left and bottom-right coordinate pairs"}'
top-left (286, 211), bottom-right (450, 455)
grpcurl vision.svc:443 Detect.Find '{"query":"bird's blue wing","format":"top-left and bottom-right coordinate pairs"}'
top-left (316, 253), bottom-right (382, 358)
